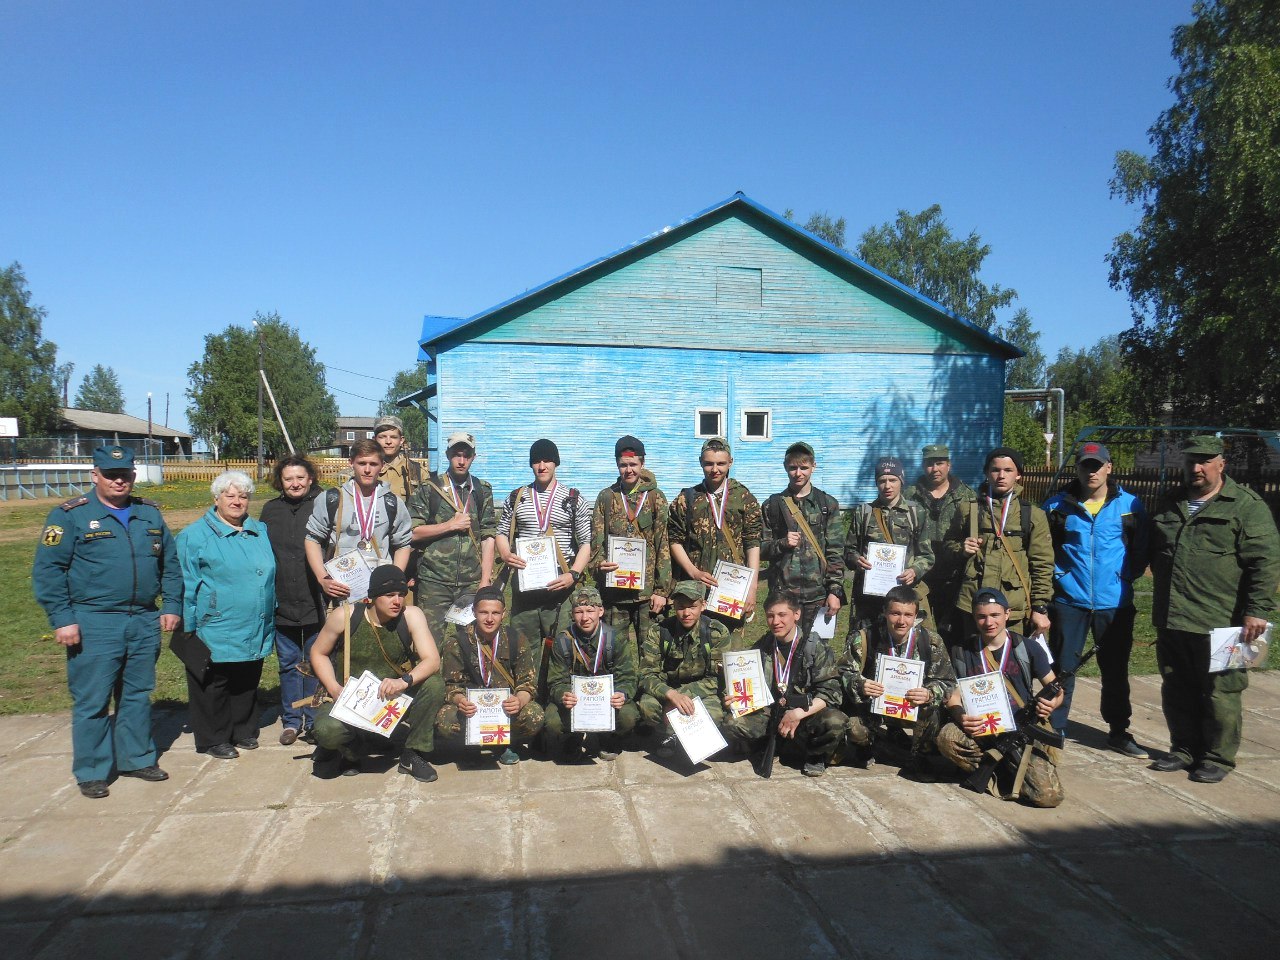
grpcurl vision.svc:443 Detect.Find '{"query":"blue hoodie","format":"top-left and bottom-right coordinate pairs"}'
top-left (1043, 480), bottom-right (1148, 610)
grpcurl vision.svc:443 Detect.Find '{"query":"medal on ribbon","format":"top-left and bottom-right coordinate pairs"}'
top-left (620, 489), bottom-right (648, 532)
top-left (476, 631), bottom-right (500, 687)
top-left (354, 487), bottom-right (378, 551)
top-left (706, 485), bottom-right (727, 531)
top-left (773, 627), bottom-right (800, 696)
top-left (987, 494), bottom-right (1012, 542)
top-left (533, 480), bottom-right (558, 535)
top-left (572, 627), bottom-right (605, 674)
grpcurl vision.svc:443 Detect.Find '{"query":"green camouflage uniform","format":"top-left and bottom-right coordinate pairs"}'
top-left (761, 488), bottom-right (846, 636)
top-left (1150, 476), bottom-right (1280, 769)
top-left (954, 484), bottom-right (1054, 639)
top-left (590, 470), bottom-right (672, 656)
top-left (435, 625), bottom-right (545, 744)
top-left (722, 631), bottom-right (847, 765)
top-left (544, 623), bottom-right (641, 743)
top-left (838, 620), bottom-right (955, 758)
top-left (637, 613), bottom-right (732, 728)
top-left (844, 497), bottom-right (935, 629)
top-left (407, 472), bottom-right (496, 649)
top-left (668, 478), bottom-right (763, 640)
top-left (908, 475), bottom-right (977, 638)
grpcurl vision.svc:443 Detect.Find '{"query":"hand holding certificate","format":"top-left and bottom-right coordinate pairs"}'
top-left (723, 649), bottom-right (773, 718)
top-left (666, 697), bottom-right (728, 765)
top-left (516, 536), bottom-right (560, 592)
top-left (871, 655), bottom-right (925, 722)
top-left (328, 670), bottom-right (413, 737)
top-left (465, 687), bottom-right (512, 746)
top-left (570, 674), bottom-right (616, 733)
top-left (707, 560), bottom-right (754, 620)
top-left (605, 536), bottom-right (647, 591)
top-left (324, 550), bottom-right (375, 603)
top-left (862, 542), bottom-right (907, 597)
top-left (957, 671), bottom-right (1015, 735)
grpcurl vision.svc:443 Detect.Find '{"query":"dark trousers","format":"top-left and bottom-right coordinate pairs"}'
top-left (1049, 602), bottom-right (1136, 735)
top-left (1156, 628), bottom-right (1249, 769)
top-left (186, 659), bottom-right (264, 751)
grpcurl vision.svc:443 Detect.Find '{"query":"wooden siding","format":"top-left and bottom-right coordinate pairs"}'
top-left (449, 213), bottom-right (986, 356)
top-left (435, 342), bottom-right (1004, 507)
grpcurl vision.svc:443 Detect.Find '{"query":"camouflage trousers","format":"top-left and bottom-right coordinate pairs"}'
top-left (435, 699), bottom-right (545, 745)
top-left (544, 699), bottom-right (640, 752)
top-left (723, 705), bottom-right (848, 763)
top-left (313, 673), bottom-right (446, 759)
top-left (510, 586), bottom-right (571, 700)
top-left (844, 701), bottom-right (945, 758)
top-left (416, 579), bottom-right (478, 653)
top-left (936, 721), bottom-right (1064, 808)
top-left (604, 600), bottom-right (657, 655)
top-left (636, 682), bottom-right (727, 730)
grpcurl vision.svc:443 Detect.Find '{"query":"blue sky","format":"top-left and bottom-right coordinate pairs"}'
top-left (3, 1), bottom-right (1191, 433)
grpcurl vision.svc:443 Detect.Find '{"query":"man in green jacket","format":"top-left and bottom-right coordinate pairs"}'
top-left (908, 443), bottom-right (976, 642)
top-left (1148, 435), bottom-right (1280, 784)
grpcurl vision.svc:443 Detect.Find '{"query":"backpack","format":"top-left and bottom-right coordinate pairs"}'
top-left (555, 624), bottom-right (616, 674)
top-left (657, 617), bottom-right (715, 673)
top-left (326, 487), bottom-right (399, 536)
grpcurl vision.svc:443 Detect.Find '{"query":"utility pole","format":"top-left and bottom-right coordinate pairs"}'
top-left (147, 392), bottom-right (153, 465)
top-left (255, 320), bottom-right (265, 479)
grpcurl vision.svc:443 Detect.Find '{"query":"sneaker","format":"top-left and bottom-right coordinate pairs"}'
top-left (279, 727), bottom-right (300, 746)
top-left (398, 749), bottom-right (439, 783)
top-left (1151, 753), bottom-right (1193, 772)
top-left (597, 748), bottom-right (620, 762)
top-left (1107, 733), bottom-right (1151, 759)
top-left (496, 747), bottom-right (520, 766)
top-left (119, 765), bottom-right (169, 782)
top-left (1190, 762), bottom-right (1230, 784)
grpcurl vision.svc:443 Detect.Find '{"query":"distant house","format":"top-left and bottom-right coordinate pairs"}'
top-left (324, 417), bottom-right (379, 458)
top-left (406, 193), bottom-right (1020, 505)
top-left (47, 408), bottom-right (194, 459)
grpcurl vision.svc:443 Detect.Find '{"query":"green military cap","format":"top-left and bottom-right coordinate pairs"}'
top-left (669, 580), bottom-right (707, 602)
top-left (785, 441), bottom-right (815, 460)
top-left (92, 445), bottom-right (135, 469)
top-left (700, 436), bottom-right (731, 457)
top-left (922, 443), bottom-right (950, 460)
top-left (1181, 434), bottom-right (1224, 456)
top-left (569, 584), bottom-right (603, 608)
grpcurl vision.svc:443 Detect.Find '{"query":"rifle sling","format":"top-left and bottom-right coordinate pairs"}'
top-left (784, 497), bottom-right (827, 572)
top-left (479, 640), bottom-right (518, 690)
top-left (426, 477), bottom-right (478, 545)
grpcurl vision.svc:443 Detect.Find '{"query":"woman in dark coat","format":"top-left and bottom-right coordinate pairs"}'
top-left (259, 455), bottom-right (327, 745)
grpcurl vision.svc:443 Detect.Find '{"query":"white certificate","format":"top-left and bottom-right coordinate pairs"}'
top-left (862, 542), bottom-right (907, 597)
top-left (871, 654), bottom-right (925, 722)
top-left (465, 687), bottom-right (512, 746)
top-left (666, 697), bottom-right (728, 765)
top-left (1210, 622), bottom-right (1273, 672)
top-left (324, 550), bottom-right (375, 603)
top-left (570, 674), bottom-right (616, 732)
top-left (445, 594), bottom-right (476, 626)
top-left (811, 610), bottom-right (837, 641)
top-left (328, 670), bottom-right (413, 738)
top-left (723, 649), bottom-right (773, 718)
top-left (707, 560), bottom-right (754, 620)
top-left (605, 536), bottom-right (647, 591)
top-left (957, 670), bottom-right (1016, 736)
top-left (516, 535), bottom-right (560, 592)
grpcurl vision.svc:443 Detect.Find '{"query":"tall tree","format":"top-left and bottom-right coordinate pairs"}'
top-left (856, 205), bottom-right (1018, 331)
top-left (74, 364), bottom-right (126, 413)
top-left (997, 308), bottom-right (1046, 390)
top-left (380, 366), bottom-right (430, 453)
top-left (0, 262), bottom-right (62, 435)
top-left (1108, 0), bottom-right (1280, 427)
top-left (186, 312), bottom-right (339, 459)
top-left (784, 209), bottom-right (848, 248)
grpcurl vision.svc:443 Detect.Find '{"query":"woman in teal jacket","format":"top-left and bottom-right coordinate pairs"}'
top-left (177, 470), bottom-right (276, 759)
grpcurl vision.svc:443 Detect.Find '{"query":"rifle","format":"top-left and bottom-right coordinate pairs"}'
top-left (755, 691), bottom-right (811, 779)
top-left (961, 643), bottom-right (1098, 797)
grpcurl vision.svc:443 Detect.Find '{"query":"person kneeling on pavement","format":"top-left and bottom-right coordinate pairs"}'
top-left (722, 590), bottom-right (846, 777)
top-left (309, 566), bottom-right (446, 782)
top-left (435, 585), bottom-right (545, 765)
top-left (545, 584), bottom-right (640, 761)
top-left (638, 580), bottom-right (733, 754)
top-left (937, 588), bottom-right (1065, 807)
top-left (838, 584), bottom-right (955, 775)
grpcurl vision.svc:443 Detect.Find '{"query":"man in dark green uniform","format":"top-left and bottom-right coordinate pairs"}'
top-left (761, 441), bottom-right (845, 638)
top-left (309, 566), bottom-right (446, 782)
top-left (637, 581), bottom-right (733, 738)
top-left (407, 430), bottom-right (496, 647)
top-left (1148, 435), bottom-right (1280, 783)
top-left (908, 443), bottom-right (976, 642)
top-left (32, 446), bottom-right (183, 799)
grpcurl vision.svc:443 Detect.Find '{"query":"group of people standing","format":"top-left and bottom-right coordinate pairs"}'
top-left (33, 419), bottom-right (1278, 807)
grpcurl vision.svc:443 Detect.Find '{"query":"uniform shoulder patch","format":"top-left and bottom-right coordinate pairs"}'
top-left (133, 496), bottom-right (160, 508)
top-left (60, 496), bottom-right (89, 511)
top-left (41, 524), bottom-right (64, 546)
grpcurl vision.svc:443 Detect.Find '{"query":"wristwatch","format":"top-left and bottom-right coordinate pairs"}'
top-left (400, 672), bottom-right (414, 686)
top-left (573, 569), bottom-right (586, 584)
top-left (1031, 604), bottom-right (1049, 616)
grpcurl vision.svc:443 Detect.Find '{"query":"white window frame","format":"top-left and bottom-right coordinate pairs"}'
top-left (740, 409), bottom-right (772, 442)
top-left (345, 430), bottom-right (356, 441)
top-left (366, 431), bottom-right (374, 439)
top-left (694, 408), bottom-right (725, 439)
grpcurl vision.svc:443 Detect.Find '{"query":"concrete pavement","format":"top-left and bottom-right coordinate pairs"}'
top-left (2, 673), bottom-right (1279, 959)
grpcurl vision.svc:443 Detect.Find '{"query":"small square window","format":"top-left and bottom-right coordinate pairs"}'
top-left (345, 431), bottom-right (355, 441)
top-left (741, 410), bottom-right (771, 441)
top-left (366, 431), bottom-right (374, 439)
top-left (695, 409), bottom-right (724, 438)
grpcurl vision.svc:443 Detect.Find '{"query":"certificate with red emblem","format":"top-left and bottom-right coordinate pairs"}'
top-left (723, 649), bottom-right (774, 718)
top-left (708, 561), bottom-right (754, 620)
top-left (329, 670), bottom-right (413, 738)
top-left (862, 542), bottom-right (907, 596)
top-left (606, 536), bottom-right (647, 592)
top-left (465, 687), bottom-right (512, 746)
top-left (871, 655), bottom-right (925, 722)
top-left (571, 674), bottom-right (616, 732)
top-left (958, 671), bottom-right (1015, 735)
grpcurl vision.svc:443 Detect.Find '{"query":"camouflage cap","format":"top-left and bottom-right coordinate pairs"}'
top-left (700, 436), bottom-right (731, 457)
top-left (569, 584), bottom-right (603, 608)
top-left (373, 415), bottom-right (404, 435)
top-left (784, 441), bottom-right (815, 461)
top-left (1181, 434), bottom-right (1224, 456)
top-left (921, 443), bottom-right (950, 460)
top-left (445, 430), bottom-right (476, 452)
top-left (92, 445), bottom-right (135, 470)
top-left (669, 580), bottom-right (707, 602)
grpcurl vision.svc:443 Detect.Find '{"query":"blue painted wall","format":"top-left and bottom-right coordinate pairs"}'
top-left (433, 342), bottom-right (1003, 508)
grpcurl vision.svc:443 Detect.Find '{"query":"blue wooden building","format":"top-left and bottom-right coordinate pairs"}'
top-left (405, 194), bottom-right (1019, 506)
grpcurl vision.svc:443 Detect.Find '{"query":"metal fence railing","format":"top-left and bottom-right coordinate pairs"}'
top-left (1020, 468), bottom-right (1280, 522)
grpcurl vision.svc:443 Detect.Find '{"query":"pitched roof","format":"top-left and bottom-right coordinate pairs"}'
top-left (336, 416), bottom-right (379, 429)
top-left (59, 408), bottom-right (191, 439)
top-left (419, 193), bottom-right (1020, 359)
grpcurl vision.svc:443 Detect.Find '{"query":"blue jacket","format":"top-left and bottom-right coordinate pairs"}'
top-left (1043, 480), bottom-right (1148, 611)
top-left (177, 508), bottom-right (276, 662)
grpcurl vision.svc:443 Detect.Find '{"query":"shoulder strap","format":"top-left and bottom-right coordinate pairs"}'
top-left (1021, 499), bottom-right (1033, 552)
top-left (969, 499), bottom-right (978, 540)
top-left (1013, 636), bottom-right (1033, 690)
top-left (325, 488), bottom-right (344, 561)
top-left (682, 486), bottom-right (697, 524)
top-left (602, 624), bottom-right (615, 671)
top-left (508, 486), bottom-right (525, 542)
top-left (784, 497), bottom-right (827, 572)
top-left (873, 506), bottom-right (893, 544)
top-left (392, 613), bottom-right (416, 663)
